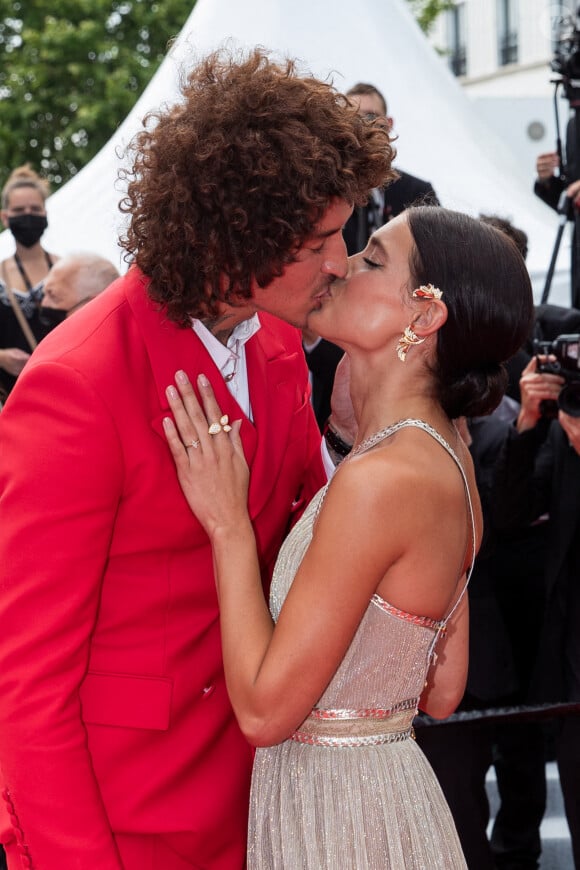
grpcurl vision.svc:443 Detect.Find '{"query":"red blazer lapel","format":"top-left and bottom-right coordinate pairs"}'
top-left (123, 268), bottom-right (256, 450)
top-left (124, 272), bottom-right (307, 522)
top-left (245, 315), bottom-right (307, 518)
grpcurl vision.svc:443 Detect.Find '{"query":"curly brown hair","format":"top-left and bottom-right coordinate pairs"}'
top-left (119, 48), bottom-right (395, 324)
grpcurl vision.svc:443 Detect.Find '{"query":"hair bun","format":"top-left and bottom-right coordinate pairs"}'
top-left (2, 163), bottom-right (51, 203)
top-left (440, 365), bottom-right (508, 419)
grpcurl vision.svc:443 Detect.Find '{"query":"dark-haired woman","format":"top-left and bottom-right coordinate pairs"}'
top-left (164, 205), bottom-right (534, 869)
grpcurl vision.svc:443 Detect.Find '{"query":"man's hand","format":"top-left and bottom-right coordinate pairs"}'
top-left (517, 355), bottom-right (564, 432)
top-left (328, 354), bottom-right (356, 445)
top-left (559, 411), bottom-right (580, 455)
top-left (536, 151), bottom-right (559, 182)
top-left (455, 416), bottom-right (473, 448)
top-left (567, 178), bottom-right (580, 211)
top-left (0, 347), bottom-right (31, 377)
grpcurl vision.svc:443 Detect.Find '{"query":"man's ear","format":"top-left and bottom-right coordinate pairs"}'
top-left (411, 300), bottom-right (448, 338)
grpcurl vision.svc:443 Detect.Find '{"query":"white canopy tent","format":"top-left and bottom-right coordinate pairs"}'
top-left (0, 0), bottom-right (571, 304)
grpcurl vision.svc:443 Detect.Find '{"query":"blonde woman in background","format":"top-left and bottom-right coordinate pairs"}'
top-left (0, 164), bottom-right (60, 398)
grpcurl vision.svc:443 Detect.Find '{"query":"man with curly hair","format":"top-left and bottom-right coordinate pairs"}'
top-left (0, 49), bottom-right (392, 870)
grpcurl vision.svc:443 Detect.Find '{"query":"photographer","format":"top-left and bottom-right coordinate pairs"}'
top-left (493, 352), bottom-right (580, 867)
top-left (534, 123), bottom-right (580, 310)
top-left (534, 115), bottom-right (579, 214)
top-left (534, 0), bottom-right (580, 312)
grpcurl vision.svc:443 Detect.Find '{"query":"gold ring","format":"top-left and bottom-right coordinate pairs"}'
top-left (220, 414), bottom-right (232, 433)
top-left (187, 439), bottom-right (200, 449)
top-left (208, 422), bottom-right (222, 436)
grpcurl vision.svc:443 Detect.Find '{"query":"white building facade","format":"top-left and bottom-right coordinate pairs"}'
top-left (429, 1), bottom-right (578, 178)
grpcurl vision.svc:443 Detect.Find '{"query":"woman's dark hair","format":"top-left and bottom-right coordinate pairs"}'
top-left (120, 48), bottom-right (395, 324)
top-left (406, 206), bottom-right (534, 418)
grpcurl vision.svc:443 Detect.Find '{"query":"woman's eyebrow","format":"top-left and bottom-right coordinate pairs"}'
top-left (367, 235), bottom-right (389, 261)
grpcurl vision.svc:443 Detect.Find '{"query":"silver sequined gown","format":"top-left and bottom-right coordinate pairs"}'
top-left (248, 420), bottom-right (470, 869)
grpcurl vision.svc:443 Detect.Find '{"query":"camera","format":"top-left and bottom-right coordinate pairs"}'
top-left (551, 5), bottom-right (580, 82)
top-left (534, 334), bottom-right (580, 417)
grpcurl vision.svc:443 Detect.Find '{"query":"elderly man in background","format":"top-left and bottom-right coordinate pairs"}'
top-left (39, 252), bottom-right (120, 332)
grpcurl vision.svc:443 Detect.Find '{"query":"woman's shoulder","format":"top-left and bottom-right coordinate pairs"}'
top-left (321, 445), bottom-right (419, 534)
top-left (346, 425), bottom-right (452, 481)
top-left (328, 427), bottom-right (477, 529)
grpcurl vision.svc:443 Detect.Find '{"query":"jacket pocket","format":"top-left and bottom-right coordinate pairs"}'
top-left (80, 671), bottom-right (173, 731)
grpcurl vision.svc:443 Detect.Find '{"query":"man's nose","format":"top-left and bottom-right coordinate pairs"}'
top-left (321, 235), bottom-right (348, 280)
top-left (40, 292), bottom-right (57, 308)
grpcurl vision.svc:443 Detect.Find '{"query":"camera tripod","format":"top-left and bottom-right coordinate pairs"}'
top-left (540, 188), bottom-right (579, 304)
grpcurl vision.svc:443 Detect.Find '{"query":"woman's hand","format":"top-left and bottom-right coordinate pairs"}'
top-left (163, 371), bottom-right (250, 538)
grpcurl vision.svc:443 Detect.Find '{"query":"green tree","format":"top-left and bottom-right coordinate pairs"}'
top-left (406, 0), bottom-right (454, 35)
top-left (0, 1), bottom-right (194, 192)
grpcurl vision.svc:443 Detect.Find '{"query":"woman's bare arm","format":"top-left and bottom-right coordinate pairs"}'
top-left (164, 374), bottom-right (473, 743)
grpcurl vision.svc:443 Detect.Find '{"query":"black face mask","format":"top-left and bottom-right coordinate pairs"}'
top-left (8, 213), bottom-right (48, 248)
top-left (38, 307), bottom-right (67, 332)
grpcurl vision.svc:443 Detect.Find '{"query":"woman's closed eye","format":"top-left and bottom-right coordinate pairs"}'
top-left (363, 256), bottom-right (382, 268)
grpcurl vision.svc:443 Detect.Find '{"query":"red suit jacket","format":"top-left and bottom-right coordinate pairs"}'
top-left (0, 268), bottom-right (325, 869)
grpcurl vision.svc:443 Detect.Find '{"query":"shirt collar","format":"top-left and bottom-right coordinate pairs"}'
top-left (191, 314), bottom-right (261, 373)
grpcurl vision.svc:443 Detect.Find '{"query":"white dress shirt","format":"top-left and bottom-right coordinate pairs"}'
top-left (191, 315), bottom-right (260, 421)
top-left (192, 315), bottom-right (335, 477)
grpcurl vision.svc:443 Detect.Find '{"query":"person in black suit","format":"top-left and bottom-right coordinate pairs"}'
top-left (415, 409), bottom-right (549, 870)
top-left (343, 82), bottom-right (439, 255)
top-left (301, 325), bottom-right (345, 432)
top-left (534, 116), bottom-right (580, 309)
top-left (493, 354), bottom-right (580, 868)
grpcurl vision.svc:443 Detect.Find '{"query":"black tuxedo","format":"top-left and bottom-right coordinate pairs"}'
top-left (302, 338), bottom-right (344, 432)
top-left (416, 414), bottom-right (548, 870)
top-left (494, 420), bottom-right (580, 704)
top-left (494, 419), bottom-right (580, 865)
top-left (343, 168), bottom-right (439, 255)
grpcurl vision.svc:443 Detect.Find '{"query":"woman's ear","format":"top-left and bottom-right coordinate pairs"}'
top-left (411, 299), bottom-right (447, 338)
